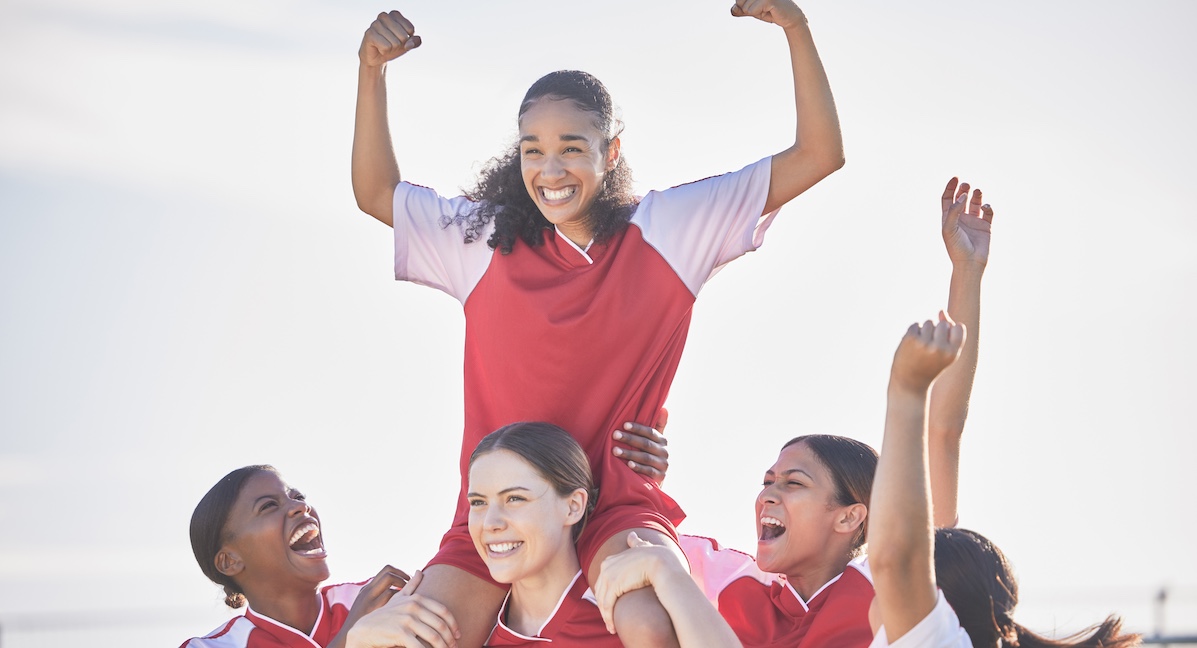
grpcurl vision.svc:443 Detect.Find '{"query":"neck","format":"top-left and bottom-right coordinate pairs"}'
top-left (244, 586), bottom-right (323, 635)
top-left (785, 552), bottom-right (853, 602)
top-left (556, 221), bottom-right (594, 249)
top-left (507, 550), bottom-right (581, 637)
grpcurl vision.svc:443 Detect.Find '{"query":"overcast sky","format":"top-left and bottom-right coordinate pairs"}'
top-left (2, 1), bottom-right (1195, 645)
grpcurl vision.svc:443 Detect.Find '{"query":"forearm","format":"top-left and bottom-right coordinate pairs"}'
top-left (652, 571), bottom-right (742, 648)
top-left (928, 263), bottom-right (984, 525)
top-left (352, 62), bottom-right (401, 226)
top-left (765, 13), bottom-right (843, 213)
top-left (869, 384), bottom-right (937, 640)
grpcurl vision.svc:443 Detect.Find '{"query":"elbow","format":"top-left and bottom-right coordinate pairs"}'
top-left (819, 146), bottom-right (845, 177)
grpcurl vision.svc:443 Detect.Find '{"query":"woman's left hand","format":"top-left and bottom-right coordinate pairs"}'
top-left (941, 177), bottom-right (994, 268)
top-left (730, 0), bottom-right (806, 30)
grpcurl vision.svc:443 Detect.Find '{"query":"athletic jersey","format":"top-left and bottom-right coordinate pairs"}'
top-left (484, 570), bottom-right (621, 647)
top-left (869, 592), bottom-right (972, 648)
top-left (394, 157), bottom-right (778, 573)
top-left (681, 534), bottom-right (875, 648)
top-left (180, 582), bottom-right (362, 648)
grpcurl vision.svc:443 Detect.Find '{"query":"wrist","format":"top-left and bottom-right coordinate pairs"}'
top-left (948, 257), bottom-right (987, 277)
top-left (888, 375), bottom-right (933, 400)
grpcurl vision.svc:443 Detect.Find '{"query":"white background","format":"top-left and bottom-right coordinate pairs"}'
top-left (2, 0), bottom-right (1195, 645)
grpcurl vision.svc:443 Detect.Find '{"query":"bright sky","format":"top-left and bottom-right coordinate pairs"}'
top-left (2, 1), bottom-right (1195, 645)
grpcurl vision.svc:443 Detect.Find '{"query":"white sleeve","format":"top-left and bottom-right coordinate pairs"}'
top-left (868, 592), bottom-right (973, 648)
top-left (631, 156), bottom-right (779, 297)
top-left (679, 534), bottom-right (775, 608)
top-left (393, 182), bottom-right (496, 304)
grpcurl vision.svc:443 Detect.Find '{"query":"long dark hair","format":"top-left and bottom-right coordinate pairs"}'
top-left (470, 421), bottom-right (596, 541)
top-left (934, 527), bottom-right (1141, 648)
top-left (190, 465), bottom-right (277, 609)
top-left (782, 435), bottom-right (878, 557)
top-left (449, 70), bottom-right (637, 254)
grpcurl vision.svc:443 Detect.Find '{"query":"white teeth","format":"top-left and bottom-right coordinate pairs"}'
top-left (760, 516), bottom-right (785, 529)
top-left (542, 186), bottom-right (575, 201)
top-left (289, 522), bottom-right (319, 547)
top-left (488, 541), bottom-right (523, 554)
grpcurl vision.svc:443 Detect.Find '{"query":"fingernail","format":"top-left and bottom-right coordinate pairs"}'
top-left (613, 431), bottom-right (623, 440)
top-left (628, 461), bottom-right (636, 469)
top-left (613, 447), bottom-right (623, 456)
top-left (624, 422), bottom-right (634, 430)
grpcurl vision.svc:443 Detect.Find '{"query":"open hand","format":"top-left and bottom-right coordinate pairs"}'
top-left (891, 313), bottom-right (966, 393)
top-left (359, 10), bottom-right (422, 67)
top-left (941, 177), bottom-right (994, 268)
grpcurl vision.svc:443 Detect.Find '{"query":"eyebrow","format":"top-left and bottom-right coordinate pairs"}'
top-left (518, 134), bottom-right (588, 143)
top-left (467, 486), bottom-right (532, 498)
top-left (766, 469), bottom-right (815, 480)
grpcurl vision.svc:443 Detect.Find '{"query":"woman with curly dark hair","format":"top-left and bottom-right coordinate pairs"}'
top-left (349, 2), bottom-right (843, 646)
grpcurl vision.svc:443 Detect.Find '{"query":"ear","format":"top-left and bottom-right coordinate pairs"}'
top-left (564, 488), bottom-right (589, 526)
top-left (215, 547), bottom-right (244, 578)
top-left (834, 503), bottom-right (868, 536)
top-left (605, 136), bottom-right (621, 171)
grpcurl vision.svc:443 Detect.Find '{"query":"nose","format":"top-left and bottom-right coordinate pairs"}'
top-left (757, 484), bottom-right (779, 506)
top-left (482, 503), bottom-right (507, 531)
top-left (541, 154), bottom-right (565, 180)
top-left (287, 498), bottom-right (311, 517)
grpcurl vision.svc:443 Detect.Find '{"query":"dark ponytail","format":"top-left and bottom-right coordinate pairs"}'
top-left (934, 528), bottom-right (1141, 648)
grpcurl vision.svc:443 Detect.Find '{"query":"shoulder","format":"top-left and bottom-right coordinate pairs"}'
top-left (323, 580), bottom-right (367, 608)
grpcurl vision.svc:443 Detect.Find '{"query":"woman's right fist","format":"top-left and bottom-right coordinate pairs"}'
top-left (360, 10), bottom-right (421, 67)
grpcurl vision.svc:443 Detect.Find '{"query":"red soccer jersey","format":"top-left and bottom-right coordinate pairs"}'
top-left (180, 582), bottom-right (362, 648)
top-left (394, 158), bottom-right (779, 575)
top-left (683, 534), bottom-right (875, 648)
top-left (483, 571), bottom-right (622, 648)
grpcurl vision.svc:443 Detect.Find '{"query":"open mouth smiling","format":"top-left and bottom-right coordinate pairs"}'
top-left (288, 521), bottom-right (325, 556)
top-left (540, 186), bottom-right (576, 202)
top-left (487, 541), bottom-right (523, 556)
top-left (760, 516), bottom-right (787, 541)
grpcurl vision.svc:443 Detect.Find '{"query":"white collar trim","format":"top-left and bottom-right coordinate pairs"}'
top-left (554, 227), bottom-right (594, 264)
top-left (494, 570), bottom-right (584, 641)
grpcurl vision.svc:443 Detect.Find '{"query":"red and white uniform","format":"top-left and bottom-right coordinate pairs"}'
top-left (868, 592), bottom-right (972, 648)
top-left (180, 582), bottom-right (362, 648)
top-left (394, 158), bottom-right (778, 578)
top-left (681, 535), bottom-right (875, 648)
top-left (484, 571), bottom-right (621, 647)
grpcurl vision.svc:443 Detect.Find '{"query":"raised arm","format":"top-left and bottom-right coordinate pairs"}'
top-left (595, 532), bottom-right (743, 648)
top-left (869, 319), bottom-right (964, 642)
top-left (928, 178), bottom-right (994, 527)
top-left (731, 0), bottom-right (844, 215)
top-left (352, 10), bottom-right (421, 227)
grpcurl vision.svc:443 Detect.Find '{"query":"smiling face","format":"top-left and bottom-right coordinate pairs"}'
top-left (518, 97), bottom-right (619, 245)
top-left (467, 449), bottom-right (585, 588)
top-left (216, 471), bottom-right (329, 596)
top-left (755, 442), bottom-right (863, 578)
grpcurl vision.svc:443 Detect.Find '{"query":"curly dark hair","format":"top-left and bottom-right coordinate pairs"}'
top-left (445, 70), bottom-right (638, 255)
